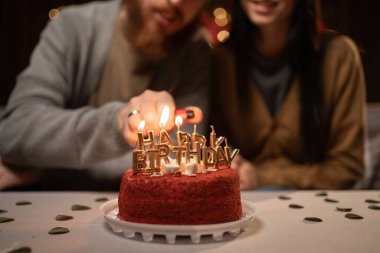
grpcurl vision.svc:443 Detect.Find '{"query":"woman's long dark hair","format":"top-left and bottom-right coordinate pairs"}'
top-left (231, 0), bottom-right (325, 163)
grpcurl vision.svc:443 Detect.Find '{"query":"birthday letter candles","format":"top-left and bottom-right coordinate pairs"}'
top-left (132, 106), bottom-right (239, 175)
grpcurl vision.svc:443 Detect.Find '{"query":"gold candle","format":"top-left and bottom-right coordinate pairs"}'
top-left (132, 149), bottom-right (146, 174)
top-left (175, 115), bottom-right (183, 132)
top-left (216, 146), bottom-right (229, 168)
top-left (159, 105), bottom-right (174, 147)
top-left (157, 144), bottom-right (170, 165)
top-left (175, 115), bottom-right (183, 146)
top-left (224, 138), bottom-right (239, 165)
top-left (215, 136), bottom-right (225, 147)
top-left (185, 141), bottom-right (201, 164)
top-left (144, 130), bottom-right (155, 149)
top-left (137, 120), bottom-right (145, 150)
top-left (210, 125), bottom-right (217, 148)
top-left (191, 125), bottom-right (206, 149)
top-left (172, 146), bottom-right (186, 165)
top-left (202, 146), bottom-right (217, 168)
top-left (177, 132), bottom-right (191, 146)
top-left (145, 149), bottom-right (160, 173)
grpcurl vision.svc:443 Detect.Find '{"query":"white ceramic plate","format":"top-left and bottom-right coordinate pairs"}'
top-left (100, 199), bottom-right (258, 244)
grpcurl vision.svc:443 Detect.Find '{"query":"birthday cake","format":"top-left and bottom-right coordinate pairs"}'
top-left (117, 107), bottom-right (241, 225)
top-left (118, 167), bottom-right (242, 225)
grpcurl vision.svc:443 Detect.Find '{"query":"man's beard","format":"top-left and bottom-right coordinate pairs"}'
top-left (124, 0), bottom-right (167, 62)
top-left (124, 0), bottom-right (198, 63)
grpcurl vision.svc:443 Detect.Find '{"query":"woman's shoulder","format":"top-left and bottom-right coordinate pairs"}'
top-left (320, 31), bottom-right (362, 64)
top-left (320, 31), bottom-right (365, 105)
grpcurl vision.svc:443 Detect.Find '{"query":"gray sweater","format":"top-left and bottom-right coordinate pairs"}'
top-left (0, 0), bottom-right (210, 177)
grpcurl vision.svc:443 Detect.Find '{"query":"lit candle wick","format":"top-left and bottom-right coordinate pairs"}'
top-left (175, 115), bottom-right (183, 132)
top-left (159, 106), bottom-right (170, 130)
top-left (138, 120), bottom-right (145, 133)
top-left (159, 105), bottom-right (174, 148)
top-left (137, 120), bottom-right (146, 150)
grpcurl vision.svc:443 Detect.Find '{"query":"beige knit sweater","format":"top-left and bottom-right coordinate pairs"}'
top-left (212, 34), bottom-right (366, 189)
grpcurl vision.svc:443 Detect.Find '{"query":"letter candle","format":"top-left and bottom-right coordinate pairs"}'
top-left (175, 115), bottom-right (183, 145)
top-left (137, 120), bottom-right (146, 150)
top-left (202, 146), bottom-right (217, 168)
top-left (174, 115), bottom-right (186, 167)
top-left (157, 144), bottom-right (170, 165)
top-left (145, 150), bottom-right (160, 173)
top-left (132, 149), bottom-right (146, 174)
top-left (185, 142), bottom-right (201, 164)
top-left (178, 132), bottom-right (191, 146)
top-left (224, 138), bottom-right (239, 165)
top-left (215, 136), bottom-right (225, 147)
top-left (216, 145), bottom-right (229, 168)
top-left (137, 120), bottom-right (155, 150)
top-left (224, 139), bottom-right (232, 167)
top-left (132, 106), bottom-right (240, 175)
top-left (191, 125), bottom-right (206, 149)
top-left (175, 115), bottom-right (191, 146)
top-left (159, 106), bottom-right (174, 147)
top-left (172, 146), bottom-right (186, 165)
top-left (210, 125), bottom-right (217, 148)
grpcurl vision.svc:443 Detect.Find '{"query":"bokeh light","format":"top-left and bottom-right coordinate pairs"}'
top-left (217, 30), bottom-right (230, 43)
top-left (48, 8), bottom-right (60, 20)
top-left (213, 7), bottom-right (229, 27)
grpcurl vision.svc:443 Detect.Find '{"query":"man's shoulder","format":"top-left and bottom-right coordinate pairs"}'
top-left (57, 0), bottom-right (121, 25)
top-left (42, 0), bottom-right (120, 49)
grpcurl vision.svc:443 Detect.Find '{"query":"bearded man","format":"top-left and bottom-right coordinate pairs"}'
top-left (0, 0), bottom-right (211, 190)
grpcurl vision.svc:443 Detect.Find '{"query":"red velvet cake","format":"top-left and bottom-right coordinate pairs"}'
top-left (118, 168), bottom-right (242, 225)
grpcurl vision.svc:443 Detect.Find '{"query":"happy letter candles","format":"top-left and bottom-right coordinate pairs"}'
top-left (132, 107), bottom-right (239, 175)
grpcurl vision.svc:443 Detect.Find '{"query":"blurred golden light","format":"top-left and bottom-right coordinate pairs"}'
top-left (215, 17), bottom-right (228, 27)
top-left (217, 30), bottom-right (230, 43)
top-left (213, 7), bottom-right (229, 27)
top-left (48, 8), bottom-right (60, 20)
top-left (213, 7), bottom-right (227, 19)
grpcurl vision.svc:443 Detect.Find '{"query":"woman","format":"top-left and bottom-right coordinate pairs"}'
top-left (210, 0), bottom-right (366, 189)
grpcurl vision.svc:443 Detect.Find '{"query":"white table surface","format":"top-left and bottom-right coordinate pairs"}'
top-left (0, 191), bottom-right (379, 253)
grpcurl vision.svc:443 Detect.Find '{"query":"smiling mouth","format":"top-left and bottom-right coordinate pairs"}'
top-left (154, 7), bottom-right (180, 27)
top-left (250, 0), bottom-right (279, 14)
top-left (160, 9), bottom-right (177, 22)
top-left (251, 0), bottom-right (279, 4)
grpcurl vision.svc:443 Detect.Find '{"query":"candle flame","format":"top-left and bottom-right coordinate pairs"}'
top-left (175, 115), bottom-right (183, 127)
top-left (159, 106), bottom-right (170, 129)
top-left (138, 120), bottom-right (145, 132)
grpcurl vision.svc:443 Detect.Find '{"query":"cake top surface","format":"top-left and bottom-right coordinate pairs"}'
top-left (124, 166), bottom-right (236, 183)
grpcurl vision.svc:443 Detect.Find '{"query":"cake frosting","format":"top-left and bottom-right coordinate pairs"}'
top-left (118, 167), bottom-right (242, 225)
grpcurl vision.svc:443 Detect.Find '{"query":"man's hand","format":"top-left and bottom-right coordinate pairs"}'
top-left (0, 158), bottom-right (39, 190)
top-left (231, 155), bottom-right (258, 190)
top-left (118, 90), bottom-right (203, 147)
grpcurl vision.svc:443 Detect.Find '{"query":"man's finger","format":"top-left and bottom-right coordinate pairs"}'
top-left (127, 110), bottom-right (143, 132)
top-left (176, 106), bottom-right (203, 124)
top-left (125, 129), bottom-right (139, 148)
top-left (124, 98), bottom-right (143, 131)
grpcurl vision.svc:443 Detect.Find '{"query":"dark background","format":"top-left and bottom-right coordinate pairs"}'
top-left (1, 0), bottom-right (380, 105)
